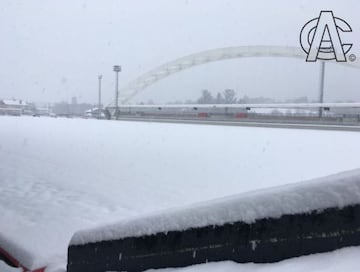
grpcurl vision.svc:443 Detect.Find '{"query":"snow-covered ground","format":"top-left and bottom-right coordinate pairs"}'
top-left (1, 116), bottom-right (360, 271)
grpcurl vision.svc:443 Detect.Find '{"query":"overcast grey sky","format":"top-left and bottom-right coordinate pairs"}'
top-left (1, 0), bottom-right (359, 104)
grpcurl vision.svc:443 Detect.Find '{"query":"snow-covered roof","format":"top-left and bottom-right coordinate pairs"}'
top-left (1, 99), bottom-right (28, 106)
top-left (71, 168), bottom-right (360, 245)
top-left (85, 107), bottom-right (100, 114)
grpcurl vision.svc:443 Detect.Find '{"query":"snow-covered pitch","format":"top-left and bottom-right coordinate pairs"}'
top-left (1, 116), bottom-right (360, 271)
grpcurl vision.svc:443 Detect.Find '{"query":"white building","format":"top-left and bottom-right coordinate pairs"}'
top-left (0, 99), bottom-right (29, 115)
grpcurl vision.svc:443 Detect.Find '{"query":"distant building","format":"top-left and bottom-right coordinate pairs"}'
top-left (2, 99), bottom-right (27, 108)
top-left (71, 97), bottom-right (78, 105)
top-left (85, 108), bottom-right (106, 119)
top-left (52, 101), bottom-right (94, 117)
top-left (0, 99), bottom-right (30, 116)
top-left (35, 107), bottom-right (51, 116)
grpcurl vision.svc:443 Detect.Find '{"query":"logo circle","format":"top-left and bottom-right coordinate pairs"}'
top-left (349, 54), bottom-right (356, 62)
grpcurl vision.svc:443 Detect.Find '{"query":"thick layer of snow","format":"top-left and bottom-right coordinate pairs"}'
top-left (149, 247), bottom-right (360, 272)
top-left (71, 168), bottom-right (360, 244)
top-left (1, 116), bottom-right (360, 270)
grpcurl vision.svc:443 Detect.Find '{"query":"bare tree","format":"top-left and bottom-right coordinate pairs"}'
top-left (215, 92), bottom-right (225, 104)
top-left (197, 90), bottom-right (214, 104)
top-left (223, 89), bottom-right (237, 104)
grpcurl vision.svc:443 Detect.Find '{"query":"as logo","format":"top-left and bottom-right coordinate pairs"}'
top-left (300, 11), bottom-right (352, 62)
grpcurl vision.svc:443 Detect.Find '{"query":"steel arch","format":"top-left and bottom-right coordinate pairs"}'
top-left (112, 46), bottom-right (360, 104)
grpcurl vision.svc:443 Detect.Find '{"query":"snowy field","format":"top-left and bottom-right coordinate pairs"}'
top-left (1, 116), bottom-right (360, 271)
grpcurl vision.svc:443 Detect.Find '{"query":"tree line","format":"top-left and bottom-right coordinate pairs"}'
top-left (140, 90), bottom-right (311, 105)
top-left (196, 89), bottom-right (310, 104)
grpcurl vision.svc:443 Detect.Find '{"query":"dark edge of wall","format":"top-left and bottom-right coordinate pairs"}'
top-left (67, 204), bottom-right (360, 272)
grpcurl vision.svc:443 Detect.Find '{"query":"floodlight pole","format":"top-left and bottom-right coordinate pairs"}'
top-left (113, 65), bottom-right (121, 119)
top-left (318, 61), bottom-right (326, 118)
top-left (98, 75), bottom-right (102, 119)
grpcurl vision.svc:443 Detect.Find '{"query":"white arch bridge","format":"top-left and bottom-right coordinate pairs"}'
top-left (107, 45), bottom-right (360, 109)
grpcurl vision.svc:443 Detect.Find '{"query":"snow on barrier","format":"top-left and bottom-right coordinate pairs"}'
top-left (68, 169), bottom-right (360, 272)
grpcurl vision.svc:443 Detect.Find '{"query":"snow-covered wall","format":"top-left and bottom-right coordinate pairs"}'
top-left (70, 168), bottom-right (360, 245)
top-left (68, 168), bottom-right (360, 272)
